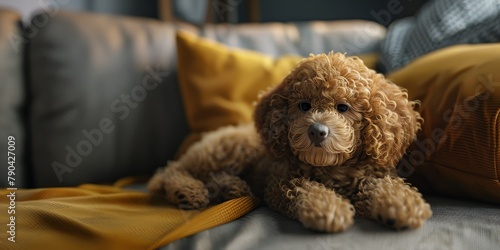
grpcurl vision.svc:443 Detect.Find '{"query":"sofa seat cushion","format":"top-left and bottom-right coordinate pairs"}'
top-left (164, 196), bottom-right (500, 250)
top-left (388, 44), bottom-right (500, 204)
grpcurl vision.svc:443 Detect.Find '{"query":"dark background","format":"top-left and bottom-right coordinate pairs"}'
top-left (1, 0), bottom-right (427, 25)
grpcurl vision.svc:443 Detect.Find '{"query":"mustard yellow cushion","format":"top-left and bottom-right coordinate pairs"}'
top-left (388, 44), bottom-right (500, 204)
top-left (175, 31), bottom-right (303, 156)
top-left (175, 31), bottom-right (378, 156)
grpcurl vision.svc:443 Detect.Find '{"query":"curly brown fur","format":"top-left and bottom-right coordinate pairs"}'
top-left (147, 124), bottom-right (260, 209)
top-left (148, 52), bottom-right (432, 232)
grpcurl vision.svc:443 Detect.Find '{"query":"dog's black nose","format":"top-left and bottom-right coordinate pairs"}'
top-left (308, 122), bottom-right (329, 146)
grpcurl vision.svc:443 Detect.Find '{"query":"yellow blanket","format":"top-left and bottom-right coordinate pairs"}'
top-left (0, 184), bottom-right (259, 250)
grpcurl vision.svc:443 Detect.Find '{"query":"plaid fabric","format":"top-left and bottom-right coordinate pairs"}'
top-left (381, 0), bottom-right (500, 73)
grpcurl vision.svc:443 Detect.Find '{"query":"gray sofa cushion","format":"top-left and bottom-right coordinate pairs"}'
top-left (0, 9), bottom-right (27, 188)
top-left (29, 11), bottom-right (188, 186)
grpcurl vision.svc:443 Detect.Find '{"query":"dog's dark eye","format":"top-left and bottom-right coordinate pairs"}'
top-left (336, 104), bottom-right (349, 113)
top-left (299, 101), bottom-right (311, 112)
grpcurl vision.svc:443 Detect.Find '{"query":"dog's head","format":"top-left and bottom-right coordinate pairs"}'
top-left (254, 52), bottom-right (421, 168)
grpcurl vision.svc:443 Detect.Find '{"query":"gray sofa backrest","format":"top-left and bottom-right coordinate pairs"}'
top-left (3, 9), bottom-right (385, 187)
top-left (28, 11), bottom-right (187, 187)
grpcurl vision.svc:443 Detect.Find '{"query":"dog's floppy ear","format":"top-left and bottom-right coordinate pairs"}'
top-left (363, 75), bottom-right (422, 167)
top-left (254, 78), bottom-right (290, 158)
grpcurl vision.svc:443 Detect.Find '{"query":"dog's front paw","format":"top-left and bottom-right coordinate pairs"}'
top-left (175, 189), bottom-right (210, 210)
top-left (206, 171), bottom-right (252, 202)
top-left (371, 197), bottom-right (432, 230)
top-left (369, 180), bottom-right (432, 230)
top-left (296, 186), bottom-right (354, 233)
top-left (166, 181), bottom-right (210, 210)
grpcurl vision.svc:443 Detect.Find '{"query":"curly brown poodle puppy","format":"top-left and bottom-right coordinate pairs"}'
top-left (148, 52), bottom-right (432, 233)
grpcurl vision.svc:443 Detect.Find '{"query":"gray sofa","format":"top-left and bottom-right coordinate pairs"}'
top-left (1, 8), bottom-right (499, 250)
top-left (1, 8), bottom-right (385, 188)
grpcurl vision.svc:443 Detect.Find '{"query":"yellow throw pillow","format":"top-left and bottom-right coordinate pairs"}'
top-left (175, 31), bottom-right (379, 156)
top-left (175, 31), bottom-right (303, 156)
top-left (388, 44), bottom-right (500, 204)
